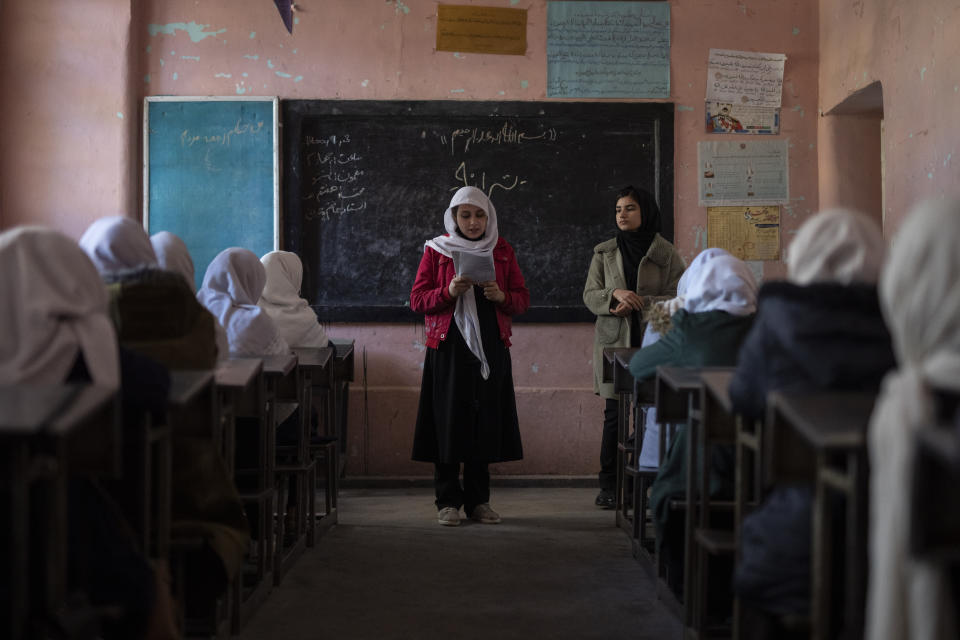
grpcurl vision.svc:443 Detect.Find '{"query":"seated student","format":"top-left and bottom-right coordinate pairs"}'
top-left (727, 208), bottom-right (895, 630)
top-left (629, 248), bottom-right (757, 593)
top-left (197, 247), bottom-right (290, 357)
top-left (0, 226), bottom-right (177, 639)
top-left (151, 229), bottom-right (230, 359)
top-left (866, 199), bottom-right (960, 640)
top-left (81, 218), bottom-right (248, 613)
top-left (258, 250), bottom-right (332, 348)
top-left (150, 230), bottom-right (196, 291)
top-left (80, 216), bottom-right (220, 368)
top-left (635, 248), bottom-right (728, 467)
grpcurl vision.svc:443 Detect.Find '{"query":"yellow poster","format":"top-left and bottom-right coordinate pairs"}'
top-left (436, 5), bottom-right (527, 56)
top-left (707, 206), bottom-right (781, 261)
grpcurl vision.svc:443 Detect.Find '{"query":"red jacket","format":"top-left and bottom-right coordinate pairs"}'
top-left (410, 237), bottom-right (529, 348)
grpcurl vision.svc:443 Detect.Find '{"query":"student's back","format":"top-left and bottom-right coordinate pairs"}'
top-left (80, 216), bottom-right (220, 369)
top-left (728, 208), bottom-right (894, 622)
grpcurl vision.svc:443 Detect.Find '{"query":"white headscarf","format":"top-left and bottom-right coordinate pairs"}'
top-left (680, 248), bottom-right (757, 316)
top-left (0, 226), bottom-right (119, 389)
top-left (197, 248), bottom-right (290, 357)
top-left (866, 198), bottom-right (960, 640)
top-left (150, 231), bottom-right (196, 292)
top-left (787, 208), bottom-right (885, 285)
top-left (258, 251), bottom-right (329, 348)
top-left (424, 186), bottom-right (499, 379)
top-left (78, 216), bottom-right (158, 275)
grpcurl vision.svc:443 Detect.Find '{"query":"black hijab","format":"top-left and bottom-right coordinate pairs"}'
top-left (615, 186), bottom-right (662, 292)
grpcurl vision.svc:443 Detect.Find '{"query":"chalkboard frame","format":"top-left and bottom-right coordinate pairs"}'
top-left (282, 99), bottom-right (674, 323)
top-left (142, 96), bottom-right (280, 289)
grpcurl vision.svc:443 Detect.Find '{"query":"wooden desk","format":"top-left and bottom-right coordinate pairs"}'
top-left (767, 391), bottom-right (875, 640)
top-left (292, 347), bottom-right (338, 537)
top-left (215, 357), bottom-right (275, 633)
top-left (690, 369), bottom-right (737, 637)
top-left (1, 384), bottom-right (119, 640)
top-left (911, 424), bottom-right (960, 562)
top-left (652, 366), bottom-right (705, 620)
top-left (214, 358), bottom-right (262, 477)
top-left (330, 340), bottom-right (355, 473)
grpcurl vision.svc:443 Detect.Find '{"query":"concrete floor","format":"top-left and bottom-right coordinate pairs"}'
top-left (237, 487), bottom-right (681, 639)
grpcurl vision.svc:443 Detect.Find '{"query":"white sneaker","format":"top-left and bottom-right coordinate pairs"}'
top-left (438, 506), bottom-right (461, 526)
top-left (470, 503), bottom-right (501, 524)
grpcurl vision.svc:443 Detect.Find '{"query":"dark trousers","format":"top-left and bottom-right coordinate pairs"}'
top-left (434, 462), bottom-right (490, 516)
top-left (598, 398), bottom-right (619, 491)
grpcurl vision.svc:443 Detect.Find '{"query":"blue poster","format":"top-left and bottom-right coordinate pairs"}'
top-left (547, 1), bottom-right (670, 98)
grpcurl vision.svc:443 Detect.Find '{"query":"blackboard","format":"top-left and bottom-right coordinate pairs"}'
top-left (282, 100), bottom-right (674, 322)
top-left (144, 97), bottom-right (279, 290)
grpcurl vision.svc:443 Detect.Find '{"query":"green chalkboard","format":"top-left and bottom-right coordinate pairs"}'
top-left (143, 97), bottom-right (279, 290)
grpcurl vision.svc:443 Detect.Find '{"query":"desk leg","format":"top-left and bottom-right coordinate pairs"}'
top-left (813, 450), bottom-right (832, 640)
top-left (683, 399), bottom-right (698, 630)
top-left (616, 391), bottom-right (627, 522)
top-left (845, 453), bottom-right (867, 640)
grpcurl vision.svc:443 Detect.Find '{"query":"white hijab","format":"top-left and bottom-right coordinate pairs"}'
top-left (258, 251), bottom-right (329, 348)
top-left (197, 248), bottom-right (290, 357)
top-left (424, 186), bottom-right (499, 379)
top-left (78, 215), bottom-right (158, 275)
top-left (866, 198), bottom-right (960, 640)
top-left (0, 226), bottom-right (119, 389)
top-left (787, 208), bottom-right (885, 285)
top-left (680, 248), bottom-right (757, 316)
top-left (150, 231), bottom-right (196, 292)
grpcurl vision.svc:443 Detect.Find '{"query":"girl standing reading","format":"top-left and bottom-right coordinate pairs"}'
top-left (410, 186), bottom-right (529, 526)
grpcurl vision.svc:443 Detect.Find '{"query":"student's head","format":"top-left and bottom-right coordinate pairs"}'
top-left (786, 208), bottom-right (885, 286)
top-left (445, 186), bottom-right (498, 242)
top-left (615, 186), bottom-right (661, 233)
top-left (201, 247), bottom-right (267, 305)
top-left (880, 198), bottom-right (960, 366)
top-left (681, 248), bottom-right (757, 316)
top-left (261, 250), bottom-right (305, 301)
top-left (79, 215), bottom-right (157, 275)
top-left (150, 231), bottom-right (196, 292)
top-left (0, 226), bottom-right (119, 388)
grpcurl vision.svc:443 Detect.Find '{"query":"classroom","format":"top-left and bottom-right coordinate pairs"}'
top-left (1, 1), bottom-right (959, 639)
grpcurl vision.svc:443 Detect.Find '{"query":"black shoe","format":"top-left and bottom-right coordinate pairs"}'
top-left (595, 489), bottom-right (615, 509)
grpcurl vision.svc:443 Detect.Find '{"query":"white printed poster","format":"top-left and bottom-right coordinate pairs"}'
top-left (706, 48), bottom-right (786, 107)
top-left (698, 140), bottom-right (789, 206)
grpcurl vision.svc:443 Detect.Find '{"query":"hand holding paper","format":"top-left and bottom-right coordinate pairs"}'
top-left (452, 250), bottom-right (496, 283)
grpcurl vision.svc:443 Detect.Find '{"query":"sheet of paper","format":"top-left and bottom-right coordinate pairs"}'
top-left (452, 250), bottom-right (496, 282)
top-left (436, 5), bottom-right (527, 56)
top-left (698, 139), bottom-right (789, 206)
top-left (706, 49), bottom-right (786, 108)
top-left (546, 1), bottom-right (670, 98)
top-left (707, 206), bottom-right (781, 261)
top-left (705, 102), bottom-right (780, 135)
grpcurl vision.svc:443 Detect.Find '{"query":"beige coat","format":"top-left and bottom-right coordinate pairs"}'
top-left (583, 234), bottom-right (685, 399)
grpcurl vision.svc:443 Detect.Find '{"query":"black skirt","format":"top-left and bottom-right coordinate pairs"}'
top-left (412, 286), bottom-right (523, 464)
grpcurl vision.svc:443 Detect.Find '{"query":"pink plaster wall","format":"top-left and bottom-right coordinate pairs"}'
top-left (0, 1), bottom-right (140, 239)
top-left (819, 0), bottom-right (960, 234)
top-left (0, 0), bottom-right (820, 476)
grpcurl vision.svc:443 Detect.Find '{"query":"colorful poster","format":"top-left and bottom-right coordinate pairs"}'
top-left (436, 5), bottom-right (527, 56)
top-left (706, 48), bottom-right (786, 107)
top-left (705, 102), bottom-right (780, 135)
top-left (546, 1), bottom-right (670, 98)
top-left (707, 206), bottom-right (781, 261)
top-left (698, 139), bottom-right (789, 206)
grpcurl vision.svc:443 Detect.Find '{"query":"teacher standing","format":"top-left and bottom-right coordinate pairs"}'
top-left (410, 186), bottom-right (530, 527)
top-left (583, 186), bottom-right (685, 508)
